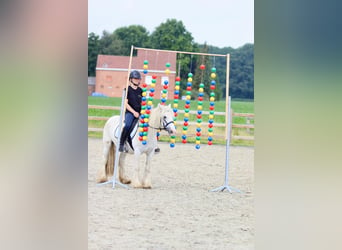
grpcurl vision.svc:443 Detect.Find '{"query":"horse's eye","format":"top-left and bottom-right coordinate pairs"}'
top-left (163, 116), bottom-right (167, 119)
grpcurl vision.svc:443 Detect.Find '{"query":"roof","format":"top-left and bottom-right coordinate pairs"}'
top-left (96, 50), bottom-right (177, 72)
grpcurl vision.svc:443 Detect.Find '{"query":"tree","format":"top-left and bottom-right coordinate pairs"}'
top-left (88, 32), bottom-right (100, 76)
top-left (149, 19), bottom-right (194, 52)
top-left (113, 25), bottom-right (150, 55)
top-left (98, 30), bottom-right (125, 56)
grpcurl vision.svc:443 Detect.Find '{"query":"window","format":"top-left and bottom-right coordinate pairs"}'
top-left (145, 75), bottom-right (152, 85)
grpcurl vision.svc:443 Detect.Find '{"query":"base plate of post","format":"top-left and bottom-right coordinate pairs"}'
top-left (210, 185), bottom-right (242, 193)
top-left (96, 179), bottom-right (130, 189)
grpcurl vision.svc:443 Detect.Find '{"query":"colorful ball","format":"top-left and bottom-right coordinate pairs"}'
top-left (195, 144), bottom-right (201, 149)
top-left (144, 60), bottom-right (149, 65)
top-left (165, 62), bottom-right (171, 67)
top-left (211, 67), bottom-right (216, 73)
top-left (165, 69), bottom-right (170, 74)
top-left (211, 73), bottom-right (216, 78)
top-left (200, 64), bottom-right (205, 70)
top-left (188, 73), bottom-right (193, 77)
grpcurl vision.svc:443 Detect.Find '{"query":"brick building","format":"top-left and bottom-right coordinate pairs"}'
top-left (95, 50), bottom-right (177, 98)
top-left (88, 77), bottom-right (96, 96)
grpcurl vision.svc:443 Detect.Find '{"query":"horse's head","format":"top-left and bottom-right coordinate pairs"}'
top-left (158, 103), bottom-right (177, 136)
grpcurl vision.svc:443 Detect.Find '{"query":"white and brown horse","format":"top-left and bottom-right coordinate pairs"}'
top-left (96, 104), bottom-right (176, 188)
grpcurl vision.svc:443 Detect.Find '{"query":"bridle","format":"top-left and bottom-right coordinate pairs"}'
top-left (149, 116), bottom-right (174, 132)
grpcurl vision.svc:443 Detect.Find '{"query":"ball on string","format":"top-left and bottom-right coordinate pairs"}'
top-left (200, 64), bottom-right (205, 70)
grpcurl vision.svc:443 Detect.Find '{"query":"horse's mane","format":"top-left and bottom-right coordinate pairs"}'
top-left (148, 106), bottom-right (161, 129)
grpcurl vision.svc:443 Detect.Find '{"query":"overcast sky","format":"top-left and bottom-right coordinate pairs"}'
top-left (88, 0), bottom-right (254, 48)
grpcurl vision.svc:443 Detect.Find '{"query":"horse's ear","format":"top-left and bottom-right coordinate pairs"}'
top-left (157, 103), bottom-right (161, 109)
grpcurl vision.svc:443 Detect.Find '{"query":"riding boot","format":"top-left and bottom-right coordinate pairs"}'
top-left (119, 128), bottom-right (129, 152)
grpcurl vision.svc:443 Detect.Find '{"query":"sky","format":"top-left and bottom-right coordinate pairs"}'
top-left (88, 0), bottom-right (254, 48)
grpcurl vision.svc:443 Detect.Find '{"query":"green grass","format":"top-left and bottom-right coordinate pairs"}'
top-left (88, 96), bottom-right (254, 146)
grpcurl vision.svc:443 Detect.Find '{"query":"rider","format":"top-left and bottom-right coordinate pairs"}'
top-left (119, 70), bottom-right (142, 152)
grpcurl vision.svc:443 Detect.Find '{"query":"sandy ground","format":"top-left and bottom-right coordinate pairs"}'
top-left (88, 138), bottom-right (254, 250)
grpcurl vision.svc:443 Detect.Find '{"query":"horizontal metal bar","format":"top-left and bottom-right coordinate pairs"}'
top-left (134, 46), bottom-right (228, 57)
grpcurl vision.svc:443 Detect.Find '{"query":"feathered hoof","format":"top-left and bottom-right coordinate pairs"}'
top-left (119, 177), bottom-right (131, 184)
top-left (131, 181), bottom-right (143, 188)
top-left (96, 176), bottom-right (108, 183)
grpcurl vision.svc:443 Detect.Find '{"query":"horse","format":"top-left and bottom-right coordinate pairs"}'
top-left (96, 103), bottom-right (177, 188)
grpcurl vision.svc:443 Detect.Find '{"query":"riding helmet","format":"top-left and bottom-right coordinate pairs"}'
top-left (129, 70), bottom-right (141, 80)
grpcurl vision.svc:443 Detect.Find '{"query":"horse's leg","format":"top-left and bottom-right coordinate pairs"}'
top-left (141, 151), bottom-right (154, 189)
top-left (118, 153), bottom-right (131, 184)
top-left (96, 140), bottom-right (111, 183)
top-left (131, 150), bottom-right (143, 188)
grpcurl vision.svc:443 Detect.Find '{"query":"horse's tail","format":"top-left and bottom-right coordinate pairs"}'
top-left (105, 141), bottom-right (115, 177)
top-left (96, 141), bottom-right (116, 183)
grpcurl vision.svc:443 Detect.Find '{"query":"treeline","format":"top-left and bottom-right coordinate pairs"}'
top-left (88, 19), bottom-right (254, 100)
